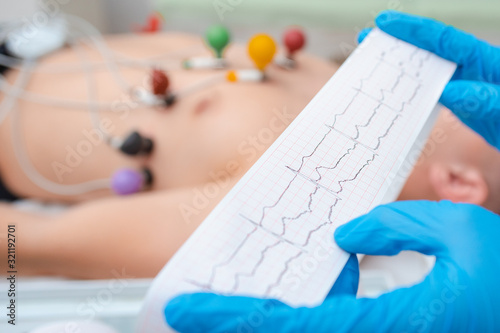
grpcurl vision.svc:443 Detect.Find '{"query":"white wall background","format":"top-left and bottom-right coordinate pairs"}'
top-left (0, 0), bottom-right (38, 21)
top-left (0, 0), bottom-right (153, 33)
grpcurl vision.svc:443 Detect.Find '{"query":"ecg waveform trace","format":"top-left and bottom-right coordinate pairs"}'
top-left (136, 29), bottom-right (457, 333)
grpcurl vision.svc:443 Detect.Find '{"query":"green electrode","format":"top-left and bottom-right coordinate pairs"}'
top-left (205, 25), bottom-right (230, 58)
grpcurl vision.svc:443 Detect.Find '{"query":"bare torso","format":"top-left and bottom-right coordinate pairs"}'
top-left (0, 32), bottom-right (337, 278)
top-left (0, 32), bottom-right (337, 203)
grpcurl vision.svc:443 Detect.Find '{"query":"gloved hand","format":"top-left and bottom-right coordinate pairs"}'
top-left (164, 253), bottom-right (359, 333)
top-left (165, 200), bottom-right (500, 332)
top-left (358, 10), bottom-right (500, 150)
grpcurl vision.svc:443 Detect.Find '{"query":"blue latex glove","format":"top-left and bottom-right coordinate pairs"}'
top-left (358, 10), bottom-right (500, 150)
top-left (165, 253), bottom-right (359, 332)
top-left (165, 200), bottom-right (500, 332)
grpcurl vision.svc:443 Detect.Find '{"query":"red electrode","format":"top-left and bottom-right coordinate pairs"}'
top-left (283, 28), bottom-right (306, 59)
top-left (151, 69), bottom-right (169, 96)
top-left (136, 13), bottom-right (163, 33)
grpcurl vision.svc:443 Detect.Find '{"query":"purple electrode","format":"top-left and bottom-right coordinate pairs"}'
top-left (111, 169), bottom-right (144, 195)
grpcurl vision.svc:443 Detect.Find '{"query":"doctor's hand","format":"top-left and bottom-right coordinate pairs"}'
top-left (165, 200), bottom-right (500, 332)
top-left (359, 10), bottom-right (500, 150)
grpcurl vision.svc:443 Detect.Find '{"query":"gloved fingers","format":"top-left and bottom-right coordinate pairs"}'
top-left (326, 253), bottom-right (359, 297)
top-left (374, 10), bottom-right (500, 82)
top-left (441, 80), bottom-right (500, 149)
top-left (441, 80), bottom-right (500, 121)
top-left (310, 263), bottom-right (469, 333)
top-left (164, 292), bottom-right (371, 333)
top-left (334, 200), bottom-right (454, 257)
top-left (164, 266), bottom-right (467, 333)
top-left (357, 28), bottom-right (372, 44)
top-left (165, 293), bottom-right (303, 333)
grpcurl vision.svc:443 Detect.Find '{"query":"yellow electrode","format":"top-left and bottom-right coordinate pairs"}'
top-left (248, 34), bottom-right (276, 72)
top-left (226, 70), bottom-right (238, 82)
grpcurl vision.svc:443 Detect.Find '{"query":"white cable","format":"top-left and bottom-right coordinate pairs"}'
top-left (0, 41), bottom-right (202, 73)
top-left (4, 61), bottom-right (111, 196)
top-left (2, 40), bottom-right (112, 196)
top-left (0, 80), bottom-right (118, 111)
top-left (0, 61), bottom-right (34, 125)
top-left (10, 104), bottom-right (111, 196)
top-left (111, 43), bottom-right (202, 69)
top-left (0, 73), bottom-right (149, 112)
top-left (0, 15), bottom-right (224, 197)
top-left (0, 63), bottom-right (226, 112)
top-left (176, 73), bottom-right (226, 99)
top-left (64, 14), bottom-right (135, 91)
top-left (67, 34), bottom-right (112, 142)
top-left (0, 15), bottom-right (225, 114)
top-left (0, 15), bottom-right (205, 74)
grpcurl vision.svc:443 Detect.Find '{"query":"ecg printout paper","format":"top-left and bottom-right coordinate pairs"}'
top-left (137, 29), bottom-right (457, 332)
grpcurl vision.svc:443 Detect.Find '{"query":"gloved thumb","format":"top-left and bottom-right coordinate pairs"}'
top-left (440, 80), bottom-right (500, 148)
top-left (326, 253), bottom-right (359, 297)
top-left (441, 80), bottom-right (500, 121)
top-left (334, 201), bottom-right (453, 257)
top-left (357, 28), bottom-right (372, 44)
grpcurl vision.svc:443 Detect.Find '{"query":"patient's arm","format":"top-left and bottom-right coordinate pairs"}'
top-left (0, 178), bottom-right (238, 279)
top-left (0, 204), bottom-right (51, 276)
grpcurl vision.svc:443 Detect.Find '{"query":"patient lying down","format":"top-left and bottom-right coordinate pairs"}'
top-left (0, 32), bottom-right (499, 279)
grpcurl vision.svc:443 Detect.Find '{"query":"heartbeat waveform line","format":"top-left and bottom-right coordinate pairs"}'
top-left (391, 83), bottom-right (423, 113)
top-left (184, 278), bottom-right (211, 290)
top-left (389, 40), bottom-right (402, 53)
top-left (291, 198), bottom-right (341, 247)
top-left (206, 227), bottom-right (258, 287)
top-left (332, 41), bottom-right (410, 129)
top-left (371, 114), bottom-right (400, 151)
top-left (325, 125), bottom-right (378, 155)
top-left (372, 66), bottom-right (423, 112)
top-left (330, 59), bottom-right (382, 128)
top-left (286, 166), bottom-right (342, 198)
top-left (333, 49), bottom-right (423, 142)
top-left (409, 84), bottom-right (423, 103)
top-left (376, 48), bottom-right (431, 83)
top-left (376, 58), bottom-right (422, 82)
top-left (417, 53), bottom-right (432, 68)
top-left (330, 90), bottom-right (361, 128)
top-left (185, 41), bottom-right (428, 296)
top-left (239, 214), bottom-right (312, 249)
top-left (242, 50), bottom-right (405, 263)
top-left (334, 154), bottom-right (376, 195)
top-left (352, 88), bottom-right (400, 113)
top-left (286, 125), bottom-right (335, 175)
top-left (293, 126), bottom-right (334, 173)
top-left (228, 240), bottom-right (282, 293)
top-left (264, 251), bottom-right (304, 296)
top-left (353, 105), bottom-right (384, 139)
top-left (277, 186), bottom-right (319, 236)
top-left (358, 61), bottom-right (382, 92)
top-left (242, 195), bottom-right (340, 249)
top-left (135, 33), bottom-right (458, 333)
top-left (414, 53), bottom-right (431, 78)
top-left (312, 143), bottom-right (358, 182)
top-left (409, 47), bottom-right (419, 62)
top-left (379, 69), bottom-right (405, 103)
top-left (255, 174), bottom-right (299, 227)
top-left (251, 129), bottom-right (337, 229)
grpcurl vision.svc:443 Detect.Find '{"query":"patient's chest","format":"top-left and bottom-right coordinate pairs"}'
top-left (0, 32), bottom-right (332, 203)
